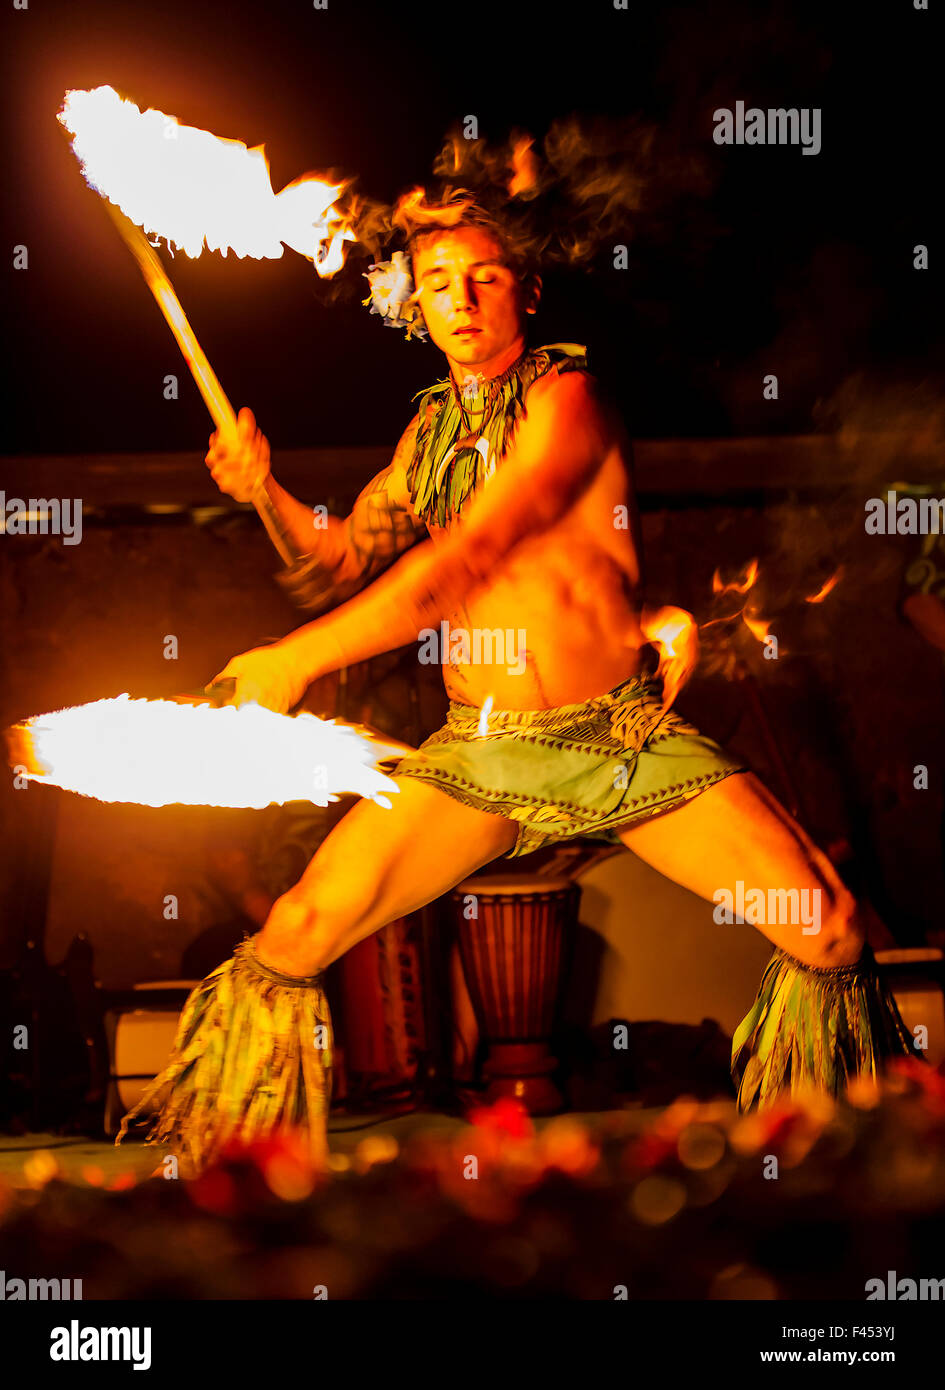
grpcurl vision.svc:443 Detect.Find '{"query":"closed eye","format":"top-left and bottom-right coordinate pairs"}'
top-left (428, 276), bottom-right (497, 291)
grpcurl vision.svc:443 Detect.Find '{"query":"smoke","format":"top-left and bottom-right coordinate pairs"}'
top-left (812, 372), bottom-right (945, 481)
top-left (695, 370), bottom-right (945, 680)
top-left (303, 179), bottom-right (392, 311)
top-left (332, 112), bottom-right (715, 286)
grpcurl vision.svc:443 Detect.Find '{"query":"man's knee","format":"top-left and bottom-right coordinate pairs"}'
top-left (258, 855), bottom-right (382, 970)
top-left (289, 860), bottom-right (379, 937)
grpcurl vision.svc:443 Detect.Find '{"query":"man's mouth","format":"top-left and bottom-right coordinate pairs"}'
top-left (453, 327), bottom-right (481, 338)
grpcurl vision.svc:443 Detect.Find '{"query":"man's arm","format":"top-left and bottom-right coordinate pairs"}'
top-left (281, 370), bottom-right (609, 677)
top-left (275, 414), bottom-right (428, 614)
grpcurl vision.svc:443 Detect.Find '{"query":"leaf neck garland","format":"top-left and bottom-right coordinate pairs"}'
top-left (405, 342), bottom-right (588, 528)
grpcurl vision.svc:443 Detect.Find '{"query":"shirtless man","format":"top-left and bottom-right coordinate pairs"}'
top-left (204, 214), bottom-right (911, 1108)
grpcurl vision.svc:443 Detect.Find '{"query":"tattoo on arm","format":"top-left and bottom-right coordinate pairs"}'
top-left (345, 467), bottom-right (426, 581)
top-left (278, 449), bottom-right (425, 616)
top-left (275, 549), bottom-right (356, 615)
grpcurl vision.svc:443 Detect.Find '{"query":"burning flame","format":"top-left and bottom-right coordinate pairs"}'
top-left (741, 610), bottom-right (770, 643)
top-left (477, 695), bottom-right (495, 737)
top-left (705, 558), bottom-right (772, 649)
top-left (711, 558), bottom-right (759, 597)
top-left (11, 695), bottom-right (399, 809)
top-left (653, 616), bottom-right (689, 659)
top-left (508, 136), bottom-right (540, 196)
top-left (805, 567), bottom-right (845, 604)
top-left (702, 557), bottom-right (843, 678)
top-left (58, 86), bottom-right (356, 273)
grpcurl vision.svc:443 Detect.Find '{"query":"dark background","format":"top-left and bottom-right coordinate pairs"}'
top-left (2, 0), bottom-right (941, 454)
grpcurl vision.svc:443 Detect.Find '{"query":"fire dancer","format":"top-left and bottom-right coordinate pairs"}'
top-left (130, 131), bottom-right (912, 1170)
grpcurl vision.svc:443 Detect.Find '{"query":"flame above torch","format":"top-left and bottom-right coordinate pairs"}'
top-left (56, 84), bottom-right (365, 562)
top-left (58, 85), bottom-right (356, 271)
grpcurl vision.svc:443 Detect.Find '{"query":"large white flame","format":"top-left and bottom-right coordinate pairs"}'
top-left (58, 86), bottom-right (356, 270)
top-left (17, 695), bottom-right (399, 809)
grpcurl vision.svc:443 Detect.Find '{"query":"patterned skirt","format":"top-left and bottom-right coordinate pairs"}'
top-left (393, 672), bottom-right (747, 856)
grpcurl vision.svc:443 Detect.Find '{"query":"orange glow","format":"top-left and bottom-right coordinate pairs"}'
top-left (58, 86), bottom-right (356, 274)
top-left (805, 567), bottom-right (845, 604)
top-left (12, 695), bottom-right (400, 809)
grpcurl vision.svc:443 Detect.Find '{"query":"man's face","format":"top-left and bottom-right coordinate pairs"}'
top-left (411, 226), bottom-right (532, 369)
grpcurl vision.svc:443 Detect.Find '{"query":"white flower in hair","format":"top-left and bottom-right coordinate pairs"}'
top-left (361, 250), bottom-right (427, 340)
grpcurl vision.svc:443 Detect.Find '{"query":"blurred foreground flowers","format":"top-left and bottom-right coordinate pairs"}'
top-left (1, 1060), bottom-right (943, 1298)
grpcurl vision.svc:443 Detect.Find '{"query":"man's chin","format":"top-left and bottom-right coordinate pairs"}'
top-left (449, 337), bottom-right (490, 359)
top-left (435, 332), bottom-right (520, 370)
top-left (449, 338), bottom-right (509, 370)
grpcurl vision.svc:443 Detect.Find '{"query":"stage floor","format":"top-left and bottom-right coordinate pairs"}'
top-left (0, 1105), bottom-right (673, 1187)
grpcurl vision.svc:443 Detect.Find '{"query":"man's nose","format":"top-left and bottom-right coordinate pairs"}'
top-left (452, 278), bottom-right (475, 311)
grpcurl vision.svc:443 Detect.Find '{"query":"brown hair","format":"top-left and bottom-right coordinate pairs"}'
top-left (391, 183), bottom-right (535, 285)
top-left (358, 116), bottom-right (711, 291)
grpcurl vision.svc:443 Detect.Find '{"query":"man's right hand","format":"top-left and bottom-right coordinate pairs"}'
top-left (206, 406), bottom-right (271, 502)
top-left (208, 642), bottom-right (311, 714)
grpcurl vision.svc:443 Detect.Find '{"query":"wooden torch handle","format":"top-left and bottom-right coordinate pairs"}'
top-left (100, 199), bottom-right (298, 567)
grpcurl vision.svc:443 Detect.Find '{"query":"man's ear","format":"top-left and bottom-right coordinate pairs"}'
top-left (527, 274), bottom-right (542, 314)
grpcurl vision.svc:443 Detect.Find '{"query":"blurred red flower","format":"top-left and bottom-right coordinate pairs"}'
top-left (467, 1098), bottom-right (534, 1141)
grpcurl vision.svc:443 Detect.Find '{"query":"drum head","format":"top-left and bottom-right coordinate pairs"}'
top-left (453, 874), bottom-right (576, 896)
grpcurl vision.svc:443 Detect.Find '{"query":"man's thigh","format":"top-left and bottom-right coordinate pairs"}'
top-left (616, 770), bottom-right (859, 965)
top-left (283, 775), bottom-right (519, 967)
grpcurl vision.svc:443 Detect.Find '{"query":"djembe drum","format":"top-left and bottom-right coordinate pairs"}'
top-left (450, 875), bottom-right (580, 1114)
